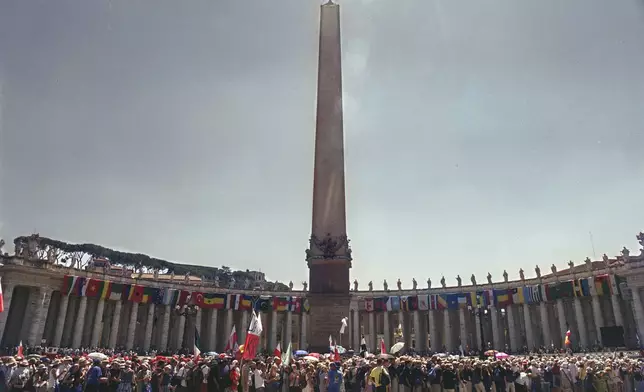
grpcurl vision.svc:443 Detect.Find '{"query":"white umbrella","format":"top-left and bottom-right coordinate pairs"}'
top-left (390, 342), bottom-right (405, 354)
top-left (87, 352), bottom-right (108, 361)
top-left (302, 356), bottom-right (319, 362)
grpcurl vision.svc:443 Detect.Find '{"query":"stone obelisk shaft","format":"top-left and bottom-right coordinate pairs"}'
top-left (311, 2), bottom-right (347, 239)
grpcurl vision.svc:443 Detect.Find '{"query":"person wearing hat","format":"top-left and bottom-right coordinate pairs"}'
top-left (86, 359), bottom-right (104, 392)
top-left (9, 360), bottom-right (31, 392)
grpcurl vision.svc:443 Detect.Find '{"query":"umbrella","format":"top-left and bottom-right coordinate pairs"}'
top-left (308, 353), bottom-right (321, 358)
top-left (294, 350), bottom-right (308, 356)
top-left (205, 352), bottom-right (218, 357)
top-left (87, 352), bottom-right (109, 361)
top-left (302, 356), bottom-right (319, 362)
top-left (495, 352), bottom-right (510, 359)
top-left (484, 350), bottom-right (498, 356)
top-left (390, 342), bottom-right (405, 354)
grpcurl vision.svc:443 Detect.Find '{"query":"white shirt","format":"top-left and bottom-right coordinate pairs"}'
top-left (254, 369), bottom-right (265, 389)
top-left (202, 366), bottom-right (209, 384)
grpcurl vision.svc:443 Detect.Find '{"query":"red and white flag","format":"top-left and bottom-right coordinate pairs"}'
top-left (0, 277), bottom-right (4, 313)
top-left (333, 341), bottom-right (341, 362)
top-left (17, 341), bottom-right (23, 358)
top-left (242, 310), bottom-right (263, 360)
top-left (380, 338), bottom-right (387, 355)
top-left (274, 342), bottom-right (281, 358)
top-left (224, 325), bottom-right (238, 353)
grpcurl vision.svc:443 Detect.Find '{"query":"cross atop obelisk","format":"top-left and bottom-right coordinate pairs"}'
top-left (306, 0), bottom-right (352, 295)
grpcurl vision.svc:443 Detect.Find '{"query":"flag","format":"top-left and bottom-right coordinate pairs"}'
top-left (194, 293), bottom-right (227, 309)
top-left (0, 277), bottom-right (4, 313)
top-left (130, 285), bottom-right (144, 302)
top-left (108, 283), bottom-right (124, 301)
top-left (282, 341), bottom-right (292, 366)
top-left (242, 310), bottom-right (263, 360)
top-left (380, 338), bottom-right (386, 355)
top-left (333, 341), bottom-right (341, 362)
top-left (17, 341), bottom-right (23, 358)
top-left (272, 297), bottom-right (288, 312)
top-left (194, 327), bottom-right (201, 358)
top-left (361, 336), bottom-right (367, 352)
top-left (340, 317), bottom-right (348, 334)
top-left (329, 335), bottom-right (333, 349)
top-left (225, 326), bottom-right (238, 352)
top-left (61, 275), bottom-right (77, 296)
top-left (364, 298), bottom-right (374, 312)
top-left (274, 342), bottom-right (281, 358)
top-left (564, 330), bottom-right (571, 347)
top-left (85, 279), bottom-right (105, 298)
top-left (417, 294), bottom-right (429, 310)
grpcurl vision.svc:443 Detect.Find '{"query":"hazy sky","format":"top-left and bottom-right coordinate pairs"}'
top-left (1, 0), bottom-right (644, 289)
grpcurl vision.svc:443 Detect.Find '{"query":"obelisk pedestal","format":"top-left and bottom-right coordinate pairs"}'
top-left (305, 1), bottom-right (352, 353)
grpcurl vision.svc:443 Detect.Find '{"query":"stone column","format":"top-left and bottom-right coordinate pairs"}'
top-left (195, 309), bottom-right (202, 345)
top-left (143, 304), bottom-right (155, 351)
top-left (458, 308), bottom-right (467, 351)
top-left (126, 302), bottom-right (139, 350)
top-left (28, 289), bottom-right (50, 346)
top-left (53, 295), bottom-right (69, 347)
top-left (383, 312), bottom-right (391, 351)
top-left (610, 275), bottom-right (624, 327)
top-left (368, 312), bottom-right (376, 351)
top-left (523, 303), bottom-right (534, 349)
top-left (225, 309), bottom-right (234, 349)
top-left (159, 305), bottom-right (171, 352)
top-left (429, 311), bottom-right (438, 352)
top-left (539, 302), bottom-right (551, 347)
top-left (72, 296), bottom-right (88, 348)
top-left (109, 301), bottom-right (122, 349)
top-left (352, 310), bottom-right (360, 351)
top-left (574, 297), bottom-right (588, 348)
top-left (300, 313), bottom-right (308, 350)
top-left (630, 288), bottom-right (644, 341)
top-left (591, 296), bottom-right (604, 340)
top-left (240, 311), bottom-right (249, 343)
top-left (506, 305), bottom-right (519, 352)
top-left (413, 311), bottom-right (424, 351)
top-left (475, 308), bottom-right (484, 350)
top-left (269, 311), bottom-right (277, 351)
top-left (208, 309), bottom-right (218, 351)
top-left (285, 311), bottom-right (293, 346)
top-left (176, 314), bottom-right (186, 350)
top-left (0, 283), bottom-right (14, 342)
top-left (91, 299), bottom-right (106, 348)
top-left (490, 306), bottom-right (501, 349)
top-left (443, 309), bottom-right (452, 351)
top-left (556, 300), bottom-right (567, 347)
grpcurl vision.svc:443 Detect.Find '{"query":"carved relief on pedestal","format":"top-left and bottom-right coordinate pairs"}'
top-left (305, 233), bottom-right (352, 261)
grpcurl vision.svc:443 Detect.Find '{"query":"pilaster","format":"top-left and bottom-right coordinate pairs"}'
top-left (72, 296), bottom-right (88, 348)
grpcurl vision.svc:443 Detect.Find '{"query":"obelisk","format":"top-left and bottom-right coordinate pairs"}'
top-left (305, 0), bottom-right (352, 352)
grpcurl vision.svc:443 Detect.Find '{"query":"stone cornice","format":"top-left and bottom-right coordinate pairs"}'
top-left (0, 257), bottom-right (307, 297)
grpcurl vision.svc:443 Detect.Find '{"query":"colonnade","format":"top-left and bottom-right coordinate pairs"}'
top-left (0, 284), bottom-right (310, 353)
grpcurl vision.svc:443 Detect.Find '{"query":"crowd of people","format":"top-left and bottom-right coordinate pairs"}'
top-left (1, 346), bottom-right (644, 392)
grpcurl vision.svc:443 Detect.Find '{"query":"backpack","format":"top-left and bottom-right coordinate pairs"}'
top-left (379, 370), bottom-right (391, 387)
top-left (221, 367), bottom-right (232, 388)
